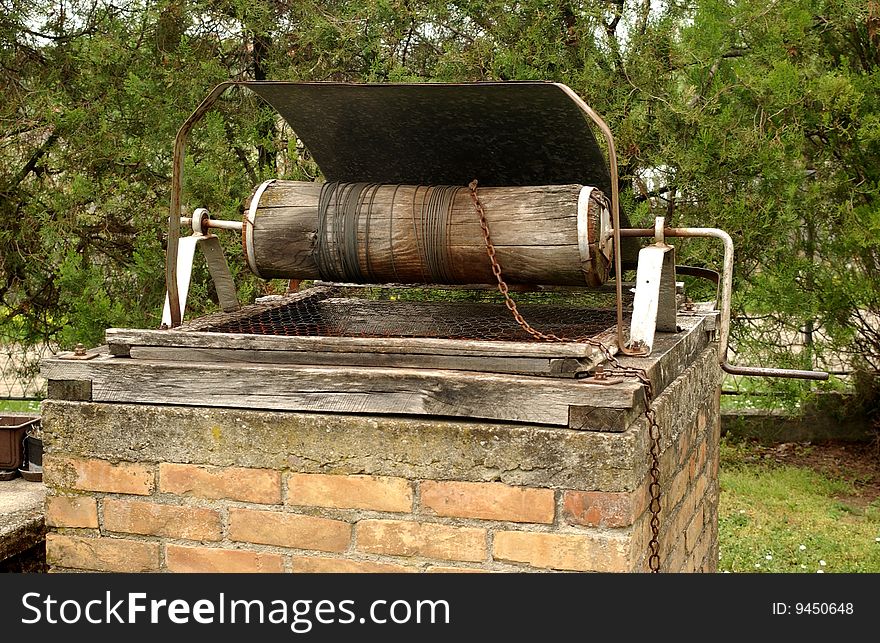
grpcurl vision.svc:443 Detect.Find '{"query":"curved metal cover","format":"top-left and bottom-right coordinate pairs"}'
top-left (248, 81), bottom-right (613, 194)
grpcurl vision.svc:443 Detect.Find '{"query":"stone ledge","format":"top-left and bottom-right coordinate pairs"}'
top-left (0, 478), bottom-right (46, 564)
top-left (41, 402), bottom-right (643, 492)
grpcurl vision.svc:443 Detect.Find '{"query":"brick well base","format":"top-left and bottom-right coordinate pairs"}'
top-left (41, 346), bottom-right (720, 573)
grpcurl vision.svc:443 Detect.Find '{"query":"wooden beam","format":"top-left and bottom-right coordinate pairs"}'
top-left (105, 327), bottom-right (616, 360)
top-left (248, 181), bottom-right (609, 286)
top-left (42, 356), bottom-right (639, 428)
top-left (126, 346), bottom-right (603, 378)
top-left (51, 312), bottom-right (715, 431)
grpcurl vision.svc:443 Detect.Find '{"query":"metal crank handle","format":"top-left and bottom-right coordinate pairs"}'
top-left (721, 363), bottom-right (828, 381)
top-left (617, 226), bottom-right (829, 381)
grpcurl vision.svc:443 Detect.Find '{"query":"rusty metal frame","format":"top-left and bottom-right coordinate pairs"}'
top-left (553, 84), bottom-right (642, 357)
top-left (167, 81), bottom-right (244, 327)
top-left (166, 82), bottom-right (634, 337)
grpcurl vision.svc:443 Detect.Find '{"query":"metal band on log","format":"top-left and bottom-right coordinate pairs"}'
top-left (243, 180), bottom-right (611, 287)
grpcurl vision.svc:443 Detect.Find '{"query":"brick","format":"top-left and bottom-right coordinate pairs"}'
top-left (166, 545), bottom-right (284, 573)
top-left (664, 541), bottom-right (687, 573)
top-left (705, 479), bottom-right (719, 511)
top-left (103, 499), bottom-right (221, 541)
top-left (287, 473), bottom-right (411, 512)
top-left (46, 496), bottom-right (98, 529)
top-left (660, 448), bottom-right (680, 482)
top-left (688, 448), bottom-right (700, 480)
top-left (562, 490), bottom-right (636, 528)
top-left (681, 489), bottom-right (698, 529)
top-left (688, 527), bottom-right (710, 572)
top-left (229, 508), bottom-right (350, 552)
top-left (44, 456), bottom-right (153, 495)
top-left (664, 466), bottom-right (690, 513)
top-left (292, 556), bottom-right (416, 573)
top-left (704, 533), bottom-right (720, 573)
top-left (685, 504), bottom-right (705, 554)
top-left (160, 463), bottom-right (281, 504)
top-left (631, 511), bottom-right (655, 563)
top-left (695, 534), bottom-right (710, 571)
top-left (420, 481), bottom-right (554, 523)
top-left (677, 426), bottom-right (694, 468)
top-left (693, 472), bottom-right (709, 505)
top-left (711, 392), bottom-right (722, 441)
top-left (697, 408), bottom-right (708, 431)
top-left (493, 531), bottom-right (629, 572)
top-left (704, 492), bottom-right (718, 522)
top-left (356, 520), bottom-right (486, 562)
top-left (690, 440), bottom-right (708, 480)
top-left (664, 491), bottom-right (698, 551)
top-left (47, 534), bottom-right (159, 572)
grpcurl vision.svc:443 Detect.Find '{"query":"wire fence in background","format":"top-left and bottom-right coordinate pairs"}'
top-left (0, 339), bottom-right (54, 401)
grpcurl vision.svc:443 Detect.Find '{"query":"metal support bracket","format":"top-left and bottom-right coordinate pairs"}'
top-left (628, 216), bottom-right (677, 355)
top-left (629, 241), bottom-right (677, 355)
top-left (161, 214), bottom-right (240, 327)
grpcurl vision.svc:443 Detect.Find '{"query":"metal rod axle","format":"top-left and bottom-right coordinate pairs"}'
top-left (180, 217), bottom-right (244, 232)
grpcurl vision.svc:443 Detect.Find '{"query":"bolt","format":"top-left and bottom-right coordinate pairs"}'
top-left (73, 343), bottom-right (86, 356)
top-left (593, 364), bottom-right (606, 380)
top-left (685, 298), bottom-right (694, 311)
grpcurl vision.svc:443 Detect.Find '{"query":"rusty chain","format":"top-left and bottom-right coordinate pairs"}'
top-left (468, 179), bottom-right (662, 573)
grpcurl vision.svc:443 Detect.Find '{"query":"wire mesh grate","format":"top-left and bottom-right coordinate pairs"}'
top-left (198, 285), bottom-right (632, 342)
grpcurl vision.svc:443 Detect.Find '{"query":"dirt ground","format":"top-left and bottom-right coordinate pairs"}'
top-left (739, 439), bottom-right (880, 507)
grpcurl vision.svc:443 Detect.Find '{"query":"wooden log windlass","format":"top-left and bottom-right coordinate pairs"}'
top-left (243, 180), bottom-right (613, 287)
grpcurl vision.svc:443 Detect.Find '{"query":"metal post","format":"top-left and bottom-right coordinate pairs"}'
top-left (166, 81), bottom-right (240, 327)
top-left (553, 84), bottom-right (645, 357)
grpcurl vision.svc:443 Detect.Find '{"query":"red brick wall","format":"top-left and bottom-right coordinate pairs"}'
top-left (45, 459), bottom-right (647, 572)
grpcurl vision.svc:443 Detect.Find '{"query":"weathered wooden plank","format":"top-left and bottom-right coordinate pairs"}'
top-left (105, 327), bottom-right (614, 359)
top-left (568, 393), bottom-right (646, 432)
top-left (616, 314), bottom-right (713, 398)
top-left (41, 357), bottom-right (639, 427)
top-left (569, 314), bottom-right (714, 431)
top-left (127, 346), bottom-right (595, 377)
top-left (46, 313), bottom-right (716, 429)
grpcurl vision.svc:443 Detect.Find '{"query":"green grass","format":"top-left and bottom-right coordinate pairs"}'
top-left (718, 438), bottom-right (880, 573)
top-left (0, 399), bottom-right (41, 413)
